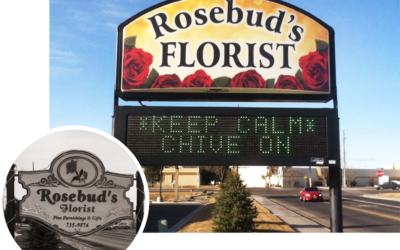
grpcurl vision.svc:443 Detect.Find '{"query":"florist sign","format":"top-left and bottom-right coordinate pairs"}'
top-left (116, 0), bottom-right (335, 101)
top-left (19, 150), bottom-right (134, 236)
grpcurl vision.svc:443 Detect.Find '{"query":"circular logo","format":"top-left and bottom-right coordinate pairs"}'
top-left (50, 150), bottom-right (105, 188)
top-left (57, 156), bottom-right (99, 187)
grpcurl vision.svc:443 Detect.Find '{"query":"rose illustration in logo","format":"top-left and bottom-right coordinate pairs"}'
top-left (183, 70), bottom-right (214, 87)
top-left (152, 74), bottom-right (183, 88)
top-left (274, 75), bottom-right (304, 90)
top-left (66, 160), bottom-right (88, 183)
top-left (230, 70), bottom-right (267, 88)
top-left (122, 47), bottom-right (153, 90)
top-left (299, 50), bottom-right (329, 92)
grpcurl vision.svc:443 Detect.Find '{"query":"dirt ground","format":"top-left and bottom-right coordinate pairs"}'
top-left (378, 193), bottom-right (400, 198)
top-left (177, 197), bottom-right (294, 233)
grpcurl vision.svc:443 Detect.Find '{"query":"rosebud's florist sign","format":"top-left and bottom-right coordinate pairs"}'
top-left (19, 151), bottom-right (134, 236)
top-left (116, 0), bottom-right (336, 102)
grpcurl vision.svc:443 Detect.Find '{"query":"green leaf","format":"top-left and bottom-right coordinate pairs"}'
top-left (266, 79), bottom-right (275, 88)
top-left (124, 36), bottom-right (137, 48)
top-left (213, 77), bottom-right (231, 87)
top-left (142, 68), bottom-right (159, 88)
top-left (295, 69), bottom-right (309, 89)
top-left (295, 69), bottom-right (304, 82)
top-left (316, 39), bottom-right (329, 52)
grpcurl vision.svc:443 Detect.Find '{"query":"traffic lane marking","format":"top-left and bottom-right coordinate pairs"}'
top-left (343, 198), bottom-right (400, 209)
top-left (313, 196), bottom-right (399, 209)
top-left (297, 196), bottom-right (400, 223)
top-left (342, 205), bottom-right (400, 222)
top-left (264, 194), bottom-right (400, 231)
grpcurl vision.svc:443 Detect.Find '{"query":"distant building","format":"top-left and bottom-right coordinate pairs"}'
top-left (237, 166), bottom-right (400, 187)
top-left (160, 166), bottom-right (200, 188)
top-left (238, 166), bottom-right (319, 188)
top-left (237, 166), bottom-right (269, 188)
top-left (146, 166), bottom-right (400, 188)
top-left (344, 169), bottom-right (400, 186)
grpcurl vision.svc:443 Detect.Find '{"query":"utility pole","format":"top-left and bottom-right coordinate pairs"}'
top-left (158, 166), bottom-right (164, 202)
top-left (342, 130), bottom-right (346, 188)
top-left (174, 166), bottom-right (179, 201)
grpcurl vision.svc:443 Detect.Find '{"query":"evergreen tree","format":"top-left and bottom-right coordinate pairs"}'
top-left (26, 220), bottom-right (62, 250)
top-left (212, 171), bottom-right (258, 232)
top-left (143, 166), bottom-right (163, 187)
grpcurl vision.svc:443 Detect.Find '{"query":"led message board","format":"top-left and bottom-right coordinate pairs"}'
top-left (19, 150), bottom-right (134, 236)
top-left (115, 0), bottom-right (336, 102)
top-left (114, 107), bottom-right (339, 166)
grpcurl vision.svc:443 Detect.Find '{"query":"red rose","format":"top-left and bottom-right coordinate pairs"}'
top-left (299, 50), bottom-right (329, 92)
top-left (122, 47), bottom-right (153, 90)
top-left (183, 70), bottom-right (214, 87)
top-left (229, 70), bottom-right (266, 88)
top-left (152, 74), bottom-right (183, 88)
top-left (274, 75), bottom-right (304, 90)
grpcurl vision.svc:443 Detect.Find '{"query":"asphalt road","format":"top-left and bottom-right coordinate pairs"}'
top-left (73, 228), bottom-right (136, 250)
top-left (149, 188), bottom-right (220, 193)
top-left (250, 188), bottom-right (400, 232)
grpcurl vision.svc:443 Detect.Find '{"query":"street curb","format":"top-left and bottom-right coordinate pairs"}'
top-left (252, 195), bottom-right (330, 233)
top-left (168, 205), bottom-right (204, 232)
top-left (362, 194), bottom-right (400, 202)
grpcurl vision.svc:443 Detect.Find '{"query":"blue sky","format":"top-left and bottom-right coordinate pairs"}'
top-left (50, 0), bottom-right (400, 169)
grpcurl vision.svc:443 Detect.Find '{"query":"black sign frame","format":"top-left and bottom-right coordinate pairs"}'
top-left (114, 106), bottom-right (340, 166)
top-left (114, 0), bottom-right (337, 103)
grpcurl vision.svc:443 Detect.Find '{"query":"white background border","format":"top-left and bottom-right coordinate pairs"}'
top-left (1, 126), bottom-right (150, 250)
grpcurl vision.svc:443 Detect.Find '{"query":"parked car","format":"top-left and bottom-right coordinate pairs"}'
top-left (116, 223), bottom-right (130, 229)
top-left (300, 187), bottom-right (323, 201)
top-left (374, 182), bottom-right (400, 190)
top-left (106, 224), bottom-right (117, 230)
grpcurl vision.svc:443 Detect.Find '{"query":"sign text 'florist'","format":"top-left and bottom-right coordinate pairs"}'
top-left (116, 0), bottom-right (335, 102)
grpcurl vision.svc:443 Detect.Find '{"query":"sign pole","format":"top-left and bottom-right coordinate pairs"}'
top-left (6, 164), bottom-right (16, 238)
top-left (329, 165), bottom-right (343, 232)
top-left (174, 166), bottom-right (179, 201)
top-left (329, 104), bottom-right (343, 232)
top-left (159, 166), bottom-right (163, 201)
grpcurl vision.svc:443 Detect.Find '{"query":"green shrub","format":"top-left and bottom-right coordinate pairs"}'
top-left (26, 220), bottom-right (61, 250)
top-left (212, 171), bottom-right (258, 232)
